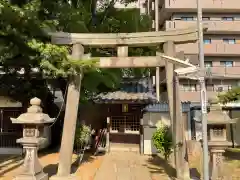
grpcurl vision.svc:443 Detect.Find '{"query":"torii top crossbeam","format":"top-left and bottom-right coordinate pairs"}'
top-left (50, 27), bottom-right (207, 68)
top-left (50, 28), bottom-right (200, 47)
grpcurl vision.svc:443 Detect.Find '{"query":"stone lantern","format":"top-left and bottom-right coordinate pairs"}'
top-left (207, 101), bottom-right (238, 180)
top-left (10, 97), bottom-right (55, 180)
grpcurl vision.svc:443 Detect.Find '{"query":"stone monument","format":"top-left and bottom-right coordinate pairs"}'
top-left (10, 97), bottom-right (55, 180)
top-left (207, 100), bottom-right (238, 180)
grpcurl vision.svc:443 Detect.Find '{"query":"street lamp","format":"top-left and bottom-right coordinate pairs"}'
top-left (196, 0), bottom-right (210, 179)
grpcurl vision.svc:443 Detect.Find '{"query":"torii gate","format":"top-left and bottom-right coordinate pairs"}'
top-left (50, 28), bottom-right (199, 180)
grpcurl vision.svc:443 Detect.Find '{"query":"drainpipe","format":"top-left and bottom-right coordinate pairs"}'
top-left (229, 110), bottom-right (235, 148)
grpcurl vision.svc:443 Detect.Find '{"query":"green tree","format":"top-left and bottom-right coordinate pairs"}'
top-left (0, 0), bottom-right (154, 105)
top-left (218, 87), bottom-right (240, 104)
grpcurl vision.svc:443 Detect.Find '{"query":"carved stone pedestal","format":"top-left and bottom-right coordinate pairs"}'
top-left (209, 149), bottom-right (225, 180)
top-left (14, 143), bottom-right (48, 180)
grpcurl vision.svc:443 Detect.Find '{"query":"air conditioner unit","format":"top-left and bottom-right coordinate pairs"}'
top-left (217, 87), bottom-right (223, 92)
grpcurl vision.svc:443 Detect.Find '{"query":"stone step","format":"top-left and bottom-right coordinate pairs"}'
top-left (0, 156), bottom-right (23, 176)
top-left (109, 143), bottom-right (140, 152)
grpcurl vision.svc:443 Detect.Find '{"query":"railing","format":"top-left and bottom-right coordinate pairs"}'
top-left (0, 108), bottom-right (22, 148)
top-left (176, 43), bottom-right (240, 56)
top-left (165, 20), bottom-right (240, 33)
top-left (204, 66), bottom-right (240, 77)
top-left (167, 0), bottom-right (239, 10)
top-left (0, 132), bottom-right (22, 148)
top-left (110, 115), bottom-right (140, 134)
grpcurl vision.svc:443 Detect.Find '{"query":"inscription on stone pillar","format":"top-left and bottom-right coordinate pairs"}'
top-left (24, 128), bottom-right (35, 137)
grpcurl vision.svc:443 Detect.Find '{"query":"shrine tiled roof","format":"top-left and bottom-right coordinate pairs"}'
top-left (94, 77), bottom-right (157, 103)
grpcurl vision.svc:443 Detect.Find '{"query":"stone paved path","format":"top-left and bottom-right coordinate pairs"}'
top-left (1, 151), bottom-right (173, 180)
top-left (94, 152), bottom-right (153, 180)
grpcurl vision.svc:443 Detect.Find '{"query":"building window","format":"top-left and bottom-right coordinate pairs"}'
top-left (181, 17), bottom-right (194, 21)
top-left (223, 38), bottom-right (236, 44)
top-left (203, 39), bottom-right (211, 44)
top-left (182, 84), bottom-right (197, 92)
top-left (205, 61), bottom-right (213, 67)
top-left (220, 61), bottom-right (233, 67)
top-left (222, 17), bottom-right (234, 21)
top-left (202, 17), bottom-right (210, 21)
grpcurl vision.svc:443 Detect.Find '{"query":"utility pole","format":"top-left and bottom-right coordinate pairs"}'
top-left (196, 0), bottom-right (209, 179)
top-left (155, 0), bottom-right (160, 101)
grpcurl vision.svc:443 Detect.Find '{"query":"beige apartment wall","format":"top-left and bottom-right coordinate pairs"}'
top-left (175, 42), bottom-right (240, 55)
top-left (180, 79), bottom-right (238, 90)
top-left (159, 79), bottom-right (239, 102)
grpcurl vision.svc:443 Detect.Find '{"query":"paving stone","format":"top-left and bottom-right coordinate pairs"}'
top-left (94, 152), bottom-right (152, 180)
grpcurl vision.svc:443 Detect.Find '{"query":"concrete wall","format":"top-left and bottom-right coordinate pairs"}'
top-left (142, 112), bottom-right (189, 155)
top-left (39, 127), bottom-right (52, 150)
top-left (0, 148), bottom-right (22, 155)
top-left (142, 112), bottom-right (170, 154)
top-left (227, 110), bottom-right (240, 146)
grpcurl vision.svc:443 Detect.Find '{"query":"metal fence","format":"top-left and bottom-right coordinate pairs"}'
top-left (0, 108), bottom-right (22, 148)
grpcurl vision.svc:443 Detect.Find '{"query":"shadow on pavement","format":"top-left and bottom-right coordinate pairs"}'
top-left (43, 151), bottom-right (104, 177)
top-left (190, 168), bottom-right (201, 179)
top-left (145, 154), bottom-right (176, 179)
top-left (224, 148), bottom-right (240, 161)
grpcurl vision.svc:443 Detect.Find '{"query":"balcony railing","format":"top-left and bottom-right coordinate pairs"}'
top-left (204, 66), bottom-right (240, 78)
top-left (176, 43), bottom-right (240, 56)
top-left (165, 0), bottom-right (239, 11)
top-left (165, 20), bottom-right (240, 34)
top-left (160, 91), bottom-right (221, 102)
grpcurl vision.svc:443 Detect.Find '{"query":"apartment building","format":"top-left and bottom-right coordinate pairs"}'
top-left (148, 0), bottom-right (240, 103)
top-left (114, 0), bottom-right (147, 13)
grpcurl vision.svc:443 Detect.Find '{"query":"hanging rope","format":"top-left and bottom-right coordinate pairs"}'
top-left (49, 82), bottom-right (69, 128)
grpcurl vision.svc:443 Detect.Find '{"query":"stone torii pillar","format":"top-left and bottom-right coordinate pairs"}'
top-left (52, 43), bottom-right (84, 180)
top-left (164, 43), bottom-right (190, 179)
top-left (174, 51), bottom-right (190, 179)
top-left (163, 40), bottom-right (178, 172)
top-left (164, 41), bottom-right (175, 135)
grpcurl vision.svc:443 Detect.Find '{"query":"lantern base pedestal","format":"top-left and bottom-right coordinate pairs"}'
top-left (50, 175), bottom-right (76, 180)
top-left (13, 172), bottom-right (48, 180)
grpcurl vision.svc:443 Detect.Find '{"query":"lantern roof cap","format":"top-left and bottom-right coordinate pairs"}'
top-left (10, 97), bottom-right (55, 124)
top-left (207, 104), bottom-right (238, 125)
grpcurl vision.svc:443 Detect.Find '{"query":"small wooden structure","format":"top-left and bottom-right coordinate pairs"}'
top-left (207, 102), bottom-right (238, 180)
top-left (50, 27), bottom-right (201, 179)
top-left (94, 77), bottom-right (156, 152)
